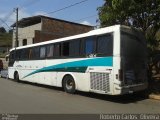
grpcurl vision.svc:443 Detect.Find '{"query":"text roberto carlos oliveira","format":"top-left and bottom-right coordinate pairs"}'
top-left (100, 114), bottom-right (160, 120)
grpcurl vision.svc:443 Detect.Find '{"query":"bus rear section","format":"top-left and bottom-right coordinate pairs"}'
top-left (114, 27), bottom-right (148, 95)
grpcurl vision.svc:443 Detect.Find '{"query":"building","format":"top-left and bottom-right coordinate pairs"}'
top-left (11, 15), bottom-right (93, 47)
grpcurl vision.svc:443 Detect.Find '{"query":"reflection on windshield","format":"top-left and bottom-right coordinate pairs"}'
top-left (121, 32), bottom-right (147, 58)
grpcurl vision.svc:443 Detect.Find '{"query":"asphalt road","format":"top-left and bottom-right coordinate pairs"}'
top-left (0, 77), bottom-right (159, 114)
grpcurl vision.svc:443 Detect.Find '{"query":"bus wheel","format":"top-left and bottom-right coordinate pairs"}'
top-left (63, 75), bottom-right (76, 94)
top-left (14, 72), bottom-right (19, 82)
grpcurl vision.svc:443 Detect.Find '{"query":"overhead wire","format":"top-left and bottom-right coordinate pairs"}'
top-left (15, 0), bottom-right (94, 26)
top-left (73, 14), bottom-right (99, 27)
top-left (43, 0), bottom-right (89, 15)
top-left (74, 14), bottom-right (98, 22)
top-left (40, 0), bottom-right (98, 26)
top-left (0, 11), bottom-right (14, 29)
top-left (4, 0), bottom-right (40, 29)
top-left (0, 11), bottom-right (14, 23)
top-left (14, 0), bottom-right (98, 30)
top-left (11, 0), bottom-right (100, 46)
top-left (0, 18), bottom-right (12, 30)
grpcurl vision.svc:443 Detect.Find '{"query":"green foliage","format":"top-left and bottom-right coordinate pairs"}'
top-left (157, 30), bottom-right (160, 40)
top-left (0, 27), bottom-right (6, 33)
top-left (98, 0), bottom-right (160, 51)
top-left (0, 52), bottom-right (6, 58)
top-left (0, 33), bottom-right (12, 47)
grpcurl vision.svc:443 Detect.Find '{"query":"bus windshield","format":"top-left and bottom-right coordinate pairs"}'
top-left (121, 31), bottom-right (147, 58)
top-left (120, 29), bottom-right (147, 85)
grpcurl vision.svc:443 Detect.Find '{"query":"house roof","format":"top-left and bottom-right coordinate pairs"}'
top-left (11, 15), bottom-right (94, 28)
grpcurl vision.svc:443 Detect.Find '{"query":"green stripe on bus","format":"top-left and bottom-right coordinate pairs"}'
top-left (41, 67), bottom-right (87, 73)
top-left (23, 57), bottom-right (113, 78)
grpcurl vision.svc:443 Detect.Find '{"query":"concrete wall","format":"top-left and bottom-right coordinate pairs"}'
top-left (12, 23), bottom-right (42, 47)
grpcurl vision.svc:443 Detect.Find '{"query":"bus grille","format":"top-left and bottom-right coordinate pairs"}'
top-left (90, 72), bottom-right (110, 93)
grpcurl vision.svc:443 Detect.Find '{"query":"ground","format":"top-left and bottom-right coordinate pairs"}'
top-left (0, 77), bottom-right (159, 114)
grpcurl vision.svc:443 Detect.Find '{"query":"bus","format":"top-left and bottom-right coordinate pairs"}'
top-left (8, 25), bottom-right (148, 95)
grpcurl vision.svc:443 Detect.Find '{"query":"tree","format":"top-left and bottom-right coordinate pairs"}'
top-left (98, 0), bottom-right (160, 51)
top-left (9, 29), bottom-right (13, 34)
top-left (0, 27), bottom-right (6, 33)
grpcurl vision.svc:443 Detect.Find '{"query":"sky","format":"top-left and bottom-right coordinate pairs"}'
top-left (0, 0), bottom-right (104, 30)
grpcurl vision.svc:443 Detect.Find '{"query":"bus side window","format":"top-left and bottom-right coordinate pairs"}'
top-left (15, 50), bottom-right (21, 60)
top-left (85, 37), bottom-right (95, 56)
top-left (47, 45), bottom-right (54, 58)
top-left (33, 47), bottom-right (40, 59)
top-left (62, 42), bottom-right (70, 57)
top-left (69, 39), bottom-right (80, 57)
top-left (53, 43), bottom-right (61, 58)
top-left (96, 34), bottom-right (113, 56)
top-left (19, 50), bottom-right (22, 60)
top-left (21, 49), bottom-right (29, 60)
top-left (29, 48), bottom-right (33, 60)
top-left (22, 48), bottom-right (29, 60)
top-left (9, 51), bottom-right (15, 66)
top-left (19, 50), bottom-right (23, 60)
top-left (40, 46), bottom-right (46, 59)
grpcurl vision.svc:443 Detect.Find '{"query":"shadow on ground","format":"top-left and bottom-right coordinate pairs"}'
top-left (10, 79), bottom-right (148, 104)
top-left (149, 79), bottom-right (160, 94)
top-left (76, 91), bottom-right (148, 104)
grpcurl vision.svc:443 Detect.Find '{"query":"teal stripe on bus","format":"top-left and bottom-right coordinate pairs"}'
top-left (23, 57), bottom-right (113, 78)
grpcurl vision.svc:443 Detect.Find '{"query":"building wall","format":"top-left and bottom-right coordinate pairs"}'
top-left (13, 17), bottom-right (93, 47)
top-left (12, 23), bottom-right (42, 47)
top-left (34, 18), bottom-right (93, 43)
top-left (34, 30), bottom-right (62, 43)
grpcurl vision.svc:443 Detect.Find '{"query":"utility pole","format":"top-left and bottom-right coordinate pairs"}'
top-left (15, 8), bottom-right (18, 47)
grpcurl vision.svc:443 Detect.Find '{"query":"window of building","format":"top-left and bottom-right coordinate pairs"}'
top-left (40, 46), bottom-right (46, 59)
top-left (23, 39), bottom-right (27, 46)
top-left (32, 38), bottom-right (35, 44)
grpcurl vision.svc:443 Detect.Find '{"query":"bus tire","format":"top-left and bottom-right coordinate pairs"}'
top-left (62, 75), bottom-right (76, 94)
top-left (14, 72), bottom-right (20, 82)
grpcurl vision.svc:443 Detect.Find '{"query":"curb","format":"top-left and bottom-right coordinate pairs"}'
top-left (149, 94), bottom-right (160, 101)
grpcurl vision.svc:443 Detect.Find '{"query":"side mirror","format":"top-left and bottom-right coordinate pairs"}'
top-left (5, 56), bottom-right (8, 61)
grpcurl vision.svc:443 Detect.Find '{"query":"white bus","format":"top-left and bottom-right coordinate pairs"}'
top-left (8, 25), bottom-right (148, 95)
